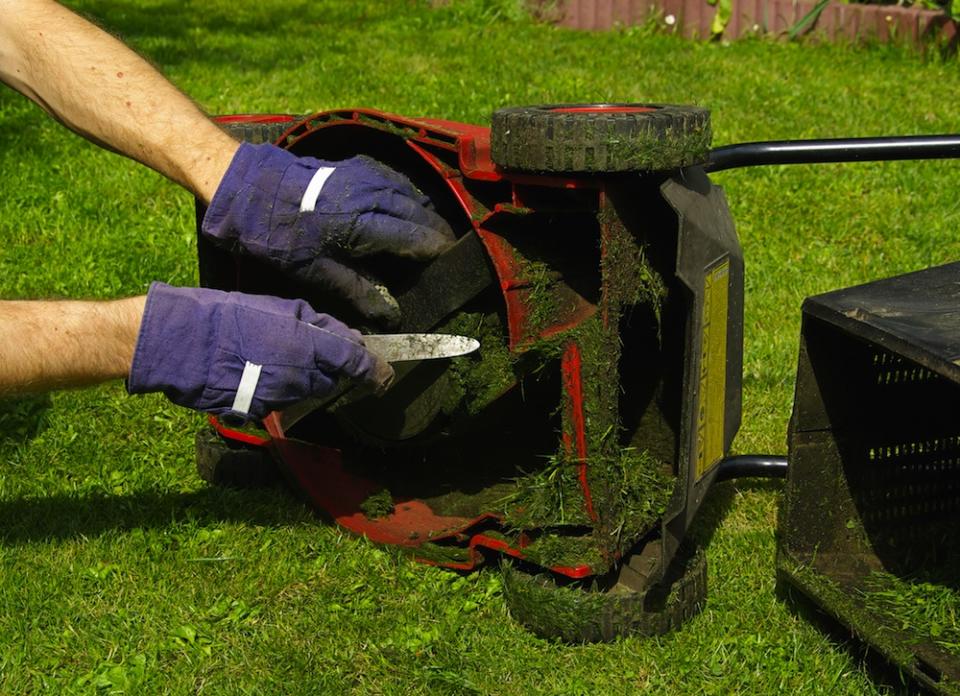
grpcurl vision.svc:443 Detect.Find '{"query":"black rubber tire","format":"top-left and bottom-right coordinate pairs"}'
top-left (218, 116), bottom-right (301, 145)
top-left (501, 544), bottom-right (707, 643)
top-left (195, 429), bottom-right (280, 489)
top-left (490, 104), bottom-right (711, 174)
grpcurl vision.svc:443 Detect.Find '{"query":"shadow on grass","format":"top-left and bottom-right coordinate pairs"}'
top-left (0, 395), bottom-right (53, 445)
top-left (74, 0), bottom-right (399, 69)
top-left (0, 483), bottom-right (320, 546)
top-left (687, 476), bottom-right (784, 552)
top-left (0, 112), bottom-right (59, 161)
top-left (0, 464), bottom-right (782, 551)
top-left (776, 581), bottom-right (927, 696)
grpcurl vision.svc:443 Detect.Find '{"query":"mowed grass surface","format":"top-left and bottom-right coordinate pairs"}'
top-left (2, 0), bottom-right (960, 692)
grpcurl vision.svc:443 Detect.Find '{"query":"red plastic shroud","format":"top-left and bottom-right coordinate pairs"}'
top-left (214, 114), bottom-right (300, 125)
top-left (212, 110), bottom-right (600, 579)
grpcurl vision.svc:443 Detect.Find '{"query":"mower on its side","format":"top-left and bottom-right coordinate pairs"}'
top-left (196, 104), bottom-right (740, 642)
top-left (195, 105), bottom-right (960, 669)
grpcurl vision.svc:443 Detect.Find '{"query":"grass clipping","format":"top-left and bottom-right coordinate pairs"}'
top-left (503, 207), bottom-right (674, 570)
top-left (504, 447), bottom-right (673, 569)
top-left (859, 570), bottom-right (960, 654)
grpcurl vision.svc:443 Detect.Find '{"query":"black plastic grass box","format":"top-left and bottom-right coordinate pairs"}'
top-left (779, 261), bottom-right (960, 694)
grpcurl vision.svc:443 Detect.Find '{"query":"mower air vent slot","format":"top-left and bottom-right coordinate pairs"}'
top-left (872, 351), bottom-right (936, 385)
top-left (845, 346), bottom-right (960, 545)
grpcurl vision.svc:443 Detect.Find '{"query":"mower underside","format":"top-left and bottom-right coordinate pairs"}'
top-left (198, 106), bottom-right (742, 640)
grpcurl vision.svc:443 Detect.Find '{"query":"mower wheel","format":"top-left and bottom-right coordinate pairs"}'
top-left (218, 116), bottom-right (301, 145)
top-left (501, 543), bottom-right (707, 642)
top-left (195, 429), bottom-right (280, 489)
top-left (490, 104), bottom-right (711, 174)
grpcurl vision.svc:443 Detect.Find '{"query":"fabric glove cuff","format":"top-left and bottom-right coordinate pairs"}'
top-left (127, 282), bottom-right (215, 405)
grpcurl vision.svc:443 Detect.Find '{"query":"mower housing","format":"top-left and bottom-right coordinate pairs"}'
top-left (198, 107), bottom-right (743, 640)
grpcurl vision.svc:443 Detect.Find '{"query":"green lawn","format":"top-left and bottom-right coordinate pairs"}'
top-left (2, 0), bottom-right (960, 692)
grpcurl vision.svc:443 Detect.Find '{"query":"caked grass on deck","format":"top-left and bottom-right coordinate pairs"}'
top-left (2, 0), bottom-right (960, 692)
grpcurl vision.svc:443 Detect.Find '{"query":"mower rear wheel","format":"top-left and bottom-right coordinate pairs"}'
top-left (195, 429), bottom-right (280, 489)
top-left (490, 104), bottom-right (711, 174)
top-left (501, 543), bottom-right (707, 642)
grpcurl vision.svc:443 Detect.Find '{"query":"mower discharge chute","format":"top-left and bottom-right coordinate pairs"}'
top-left (196, 105), bottom-right (743, 642)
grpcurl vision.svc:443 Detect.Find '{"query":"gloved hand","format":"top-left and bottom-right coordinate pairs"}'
top-left (201, 142), bottom-right (456, 326)
top-left (127, 282), bottom-right (393, 422)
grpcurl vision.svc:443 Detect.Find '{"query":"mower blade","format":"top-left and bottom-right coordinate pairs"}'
top-left (362, 333), bottom-right (479, 363)
top-left (276, 332), bottom-right (479, 432)
top-left (395, 231), bottom-right (495, 332)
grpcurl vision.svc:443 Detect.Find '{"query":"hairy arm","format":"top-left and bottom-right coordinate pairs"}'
top-left (0, 297), bottom-right (145, 395)
top-left (0, 0), bottom-right (238, 203)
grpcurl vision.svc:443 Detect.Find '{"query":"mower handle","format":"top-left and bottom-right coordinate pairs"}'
top-left (704, 134), bottom-right (960, 173)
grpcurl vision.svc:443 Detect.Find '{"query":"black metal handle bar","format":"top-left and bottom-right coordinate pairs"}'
top-left (714, 454), bottom-right (788, 482)
top-left (704, 134), bottom-right (960, 173)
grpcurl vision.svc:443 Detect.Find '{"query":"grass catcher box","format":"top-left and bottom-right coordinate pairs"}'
top-left (778, 261), bottom-right (960, 694)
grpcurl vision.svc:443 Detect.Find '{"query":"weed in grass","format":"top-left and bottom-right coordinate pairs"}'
top-left (74, 653), bottom-right (148, 692)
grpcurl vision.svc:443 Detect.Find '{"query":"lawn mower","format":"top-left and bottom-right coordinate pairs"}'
top-left (192, 105), bottom-right (960, 658)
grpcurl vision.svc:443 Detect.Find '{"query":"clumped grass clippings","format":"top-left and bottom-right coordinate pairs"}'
top-left (518, 532), bottom-right (607, 571)
top-left (517, 256), bottom-right (567, 337)
top-left (500, 545), bottom-right (706, 643)
top-left (560, 206), bottom-right (672, 560)
top-left (359, 488), bottom-right (395, 519)
top-left (598, 204), bottom-right (668, 321)
top-left (503, 447), bottom-right (673, 568)
top-left (859, 571), bottom-right (960, 654)
top-left (490, 105), bottom-right (712, 173)
top-left (439, 310), bottom-right (517, 417)
top-left (504, 453), bottom-right (596, 529)
top-left (603, 448), bottom-right (674, 552)
top-left (412, 541), bottom-right (474, 565)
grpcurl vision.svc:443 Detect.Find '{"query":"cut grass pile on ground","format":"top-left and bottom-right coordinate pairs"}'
top-left (861, 571), bottom-right (960, 654)
top-left (2, 0), bottom-right (960, 692)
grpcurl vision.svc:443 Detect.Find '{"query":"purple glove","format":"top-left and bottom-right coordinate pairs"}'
top-left (127, 282), bottom-right (392, 422)
top-left (201, 143), bottom-right (455, 326)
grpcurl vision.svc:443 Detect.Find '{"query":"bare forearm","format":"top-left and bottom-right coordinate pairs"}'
top-left (0, 296), bottom-right (145, 395)
top-left (0, 0), bottom-right (237, 202)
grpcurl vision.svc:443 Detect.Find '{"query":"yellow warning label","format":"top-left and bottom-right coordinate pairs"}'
top-left (695, 257), bottom-right (729, 480)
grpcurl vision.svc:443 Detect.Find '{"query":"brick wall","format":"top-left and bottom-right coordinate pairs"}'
top-left (528, 0), bottom-right (957, 48)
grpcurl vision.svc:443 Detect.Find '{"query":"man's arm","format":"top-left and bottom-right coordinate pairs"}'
top-left (0, 0), bottom-right (454, 325)
top-left (0, 288), bottom-right (392, 419)
top-left (0, 297), bottom-right (144, 394)
top-left (0, 0), bottom-right (237, 203)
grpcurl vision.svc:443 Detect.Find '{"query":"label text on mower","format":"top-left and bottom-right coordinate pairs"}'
top-left (696, 257), bottom-right (729, 480)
